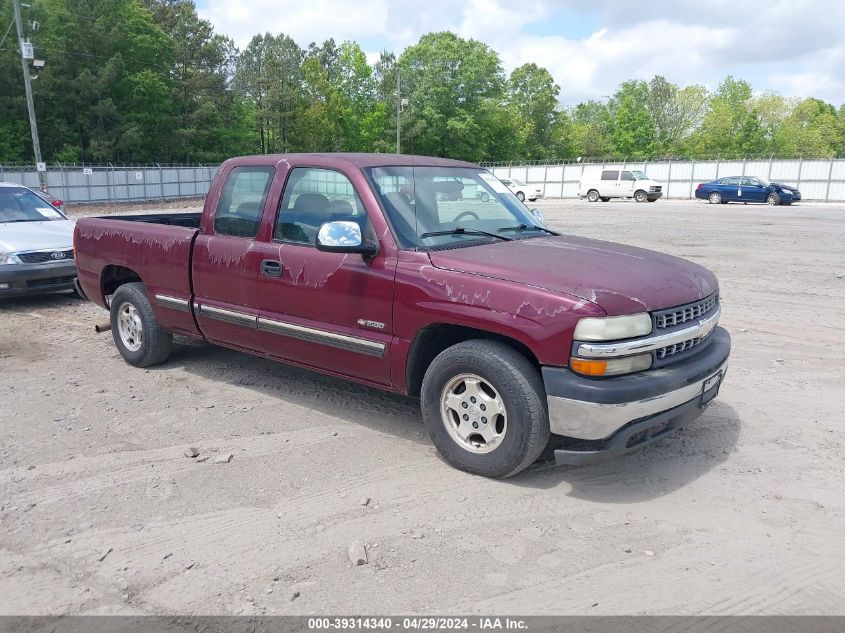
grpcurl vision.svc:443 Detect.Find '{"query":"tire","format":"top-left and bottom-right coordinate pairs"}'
top-left (600, 197), bottom-right (610, 202)
top-left (634, 190), bottom-right (648, 203)
top-left (586, 189), bottom-right (600, 202)
top-left (515, 191), bottom-right (525, 202)
top-left (480, 192), bottom-right (490, 203)
top-left (767, 193), bottom-right (781, 206)
top-left (708, 191), bottom-right (721, 204)
top-left (420, 340), bottom-right (550, 478)
top-left (110, 282), bottom-right (173, 367)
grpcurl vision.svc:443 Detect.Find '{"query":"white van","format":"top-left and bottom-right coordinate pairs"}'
top-left (578, 168), bottom-right (664, 203)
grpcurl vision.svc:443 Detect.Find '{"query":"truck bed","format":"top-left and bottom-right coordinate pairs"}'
top-left (74, 215), bottom-right (201, 337)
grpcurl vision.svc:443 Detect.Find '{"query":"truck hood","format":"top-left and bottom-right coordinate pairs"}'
top-left (427, 234), bottom-right (718, 315)
top-left (0, 219), bottom-right (75, 253)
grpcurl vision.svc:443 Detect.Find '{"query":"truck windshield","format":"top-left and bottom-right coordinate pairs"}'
top-left (0, 188), bottom-right (65, 223)
top-left (365, 166), bottom-right (545, 249)
top-left (631, 171), bottom-right (648, 180)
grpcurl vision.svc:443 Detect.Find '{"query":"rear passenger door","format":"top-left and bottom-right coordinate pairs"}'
top-left (599, 170), bottom-right (618, 197)
top-left (192, 165), bottom-right (275, 352)
top-left (720, 177), bottom-right (741, 201)
top-left (253, 167), bottom-right (396, 386)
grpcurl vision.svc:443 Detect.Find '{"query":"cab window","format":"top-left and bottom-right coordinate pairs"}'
top-left (274, 168), bottom-right (368, 245)
top-left (214, 167), bottom-right (274, 238)
top-left (722, 177), bottom-right (741, 186)
top-left (620, 171), bottom-right (635, 181)
top-left (601, 170), bottom-right (619, 181)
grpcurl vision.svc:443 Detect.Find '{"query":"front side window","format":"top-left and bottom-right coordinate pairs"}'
top-left (214, 167), bottom-right (274, 237)
top-left (275, 168), bottom-right (367, 245)
top-left (620, 171), bottom-right (635, 181)
top-left (366, 166), bottom-right (546, 249)
top-left (601, 170), bottom-right (618, 181)
top-left (0, 188), bottom-right (66, 223)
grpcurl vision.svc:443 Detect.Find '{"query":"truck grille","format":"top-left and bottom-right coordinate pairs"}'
top-left (655, 335), bottom-right (706, 360)
top-left (17, 249), bottom-right (74, 264)
top-left (655, 294), bottom-right (718, 329)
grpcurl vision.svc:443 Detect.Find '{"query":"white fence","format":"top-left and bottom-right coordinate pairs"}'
top-left (486, 158), bottom-right (845, 201)
top-left (0, 164), bottom-right (217, 204)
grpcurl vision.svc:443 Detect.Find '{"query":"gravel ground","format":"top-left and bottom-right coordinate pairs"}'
top-left (1, 198), bottom-right (844, 615)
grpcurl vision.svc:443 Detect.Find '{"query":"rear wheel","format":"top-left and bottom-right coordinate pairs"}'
top-left (586, 189), bottom-right (600, 202)
top-left (767, 193), bottom-right (781, 206)
top-left (110, 282), bottom-right (172, 367)
top-left (421, 340), bottom-right (549, 478)
top-left (708, 191), bottom-right (721, 204)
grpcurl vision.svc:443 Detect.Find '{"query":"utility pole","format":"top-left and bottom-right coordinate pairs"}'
top-left (13, 0), bottom-right (44, 186)
top-left (396, 68), bottom-right (401, 154)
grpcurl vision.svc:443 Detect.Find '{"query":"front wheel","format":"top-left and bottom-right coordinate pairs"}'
top-left (110, 282), bottom-right (173, 367)
top-left (767, 193), bottom-right (781, 206)
top-left (515, 191), bottom-right (525, 202)
top-left (586, 189), bottom-right (600, 202)
top-left (420, 340), bottom-right (549, 478)
top-left (634, 190), bottom-right (648, 203)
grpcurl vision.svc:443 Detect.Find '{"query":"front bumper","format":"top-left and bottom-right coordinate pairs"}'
top-left (543, 327), bottom-right (730, 464)
top-left (647, 191), bottom-right (663, 201)
top-left (0, 261), bottom-right (78, 298)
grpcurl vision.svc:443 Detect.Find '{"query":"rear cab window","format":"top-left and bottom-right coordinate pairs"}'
top-left (213, 166), bottom-right (274, 238)
top-left (274, 168), bottom-right (370, 245)
top-left (601, 170), bottom-right (619, 181)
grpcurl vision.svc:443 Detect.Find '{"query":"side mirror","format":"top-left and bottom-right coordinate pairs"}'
top-left (530, 208), bottom-right (547, 227)
top-left (316, 221), bottom-right (379, 256)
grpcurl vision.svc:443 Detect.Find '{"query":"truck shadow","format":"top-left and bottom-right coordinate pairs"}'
top-left (511, 400), bottom-right (741, 502)
top-left (165, 338), bottom-right (739, 502)
top-left (166, 337), bottom-right (430, 446)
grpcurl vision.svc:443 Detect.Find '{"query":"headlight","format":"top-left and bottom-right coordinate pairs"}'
top-left (573, 313), bottom-right (652, 341)
top-left (570, 353), bottom-right (653, 377)
top-left (0, 251), bottom-right (18, 265)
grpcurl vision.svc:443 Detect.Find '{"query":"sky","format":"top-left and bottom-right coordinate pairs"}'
top-left (196, 0), bottom-right (845, 107)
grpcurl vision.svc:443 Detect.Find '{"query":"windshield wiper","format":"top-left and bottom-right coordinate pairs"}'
top-left (498, 224), bottom-right (559, 235)
top-left (419, 227), bottom-right (513, 241)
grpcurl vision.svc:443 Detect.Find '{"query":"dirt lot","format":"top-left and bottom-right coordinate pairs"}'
top-left (1, 198), bottom-right (844, 616)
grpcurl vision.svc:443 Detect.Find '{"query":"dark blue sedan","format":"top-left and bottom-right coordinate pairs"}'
top-left (695, 177), bottom-right (801, 205)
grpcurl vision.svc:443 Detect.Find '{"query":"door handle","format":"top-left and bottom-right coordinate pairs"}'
top-left (261, 260), bottom-right (283, 277)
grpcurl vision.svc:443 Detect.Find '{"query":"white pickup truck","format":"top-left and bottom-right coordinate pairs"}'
top-left (579, 168), bottom-right (664, 203)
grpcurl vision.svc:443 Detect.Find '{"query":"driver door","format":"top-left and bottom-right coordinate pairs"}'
top-left (251, 166), bottom-right (396, 386)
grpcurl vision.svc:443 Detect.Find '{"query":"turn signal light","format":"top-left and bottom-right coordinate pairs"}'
top-left (570, 358), bottom-right (607, 376)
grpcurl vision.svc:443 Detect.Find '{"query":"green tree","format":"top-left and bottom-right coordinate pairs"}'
top-left (398, 31), bottom-right (504, 159)
top-left (507, 63), bottom-right (560, 159)
top-left (607, 81), bottom-right (657, 158)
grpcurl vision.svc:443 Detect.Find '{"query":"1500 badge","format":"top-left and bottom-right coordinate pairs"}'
top-left (357, 319), bottom-right (385, 330)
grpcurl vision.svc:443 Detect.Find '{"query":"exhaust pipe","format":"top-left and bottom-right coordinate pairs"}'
top-left (94, 321), bottom-right (111, 333)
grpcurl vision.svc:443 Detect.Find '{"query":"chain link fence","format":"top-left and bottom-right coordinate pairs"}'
top-left (0, 163), bottom-right (218, 204)
top-left (481, 158), bottom-right (845, 201)
top-left (4, 158), bottom-right (845, 203)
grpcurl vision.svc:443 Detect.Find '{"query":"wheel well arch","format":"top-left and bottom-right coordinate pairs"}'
top-left (101, 265), bottom-right (142, 302)
top-left (405, 323), bottom-right (541, 397)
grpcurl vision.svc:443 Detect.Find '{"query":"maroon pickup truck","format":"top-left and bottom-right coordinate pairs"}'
top-left (74, 153), bottom-right (730, 478)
